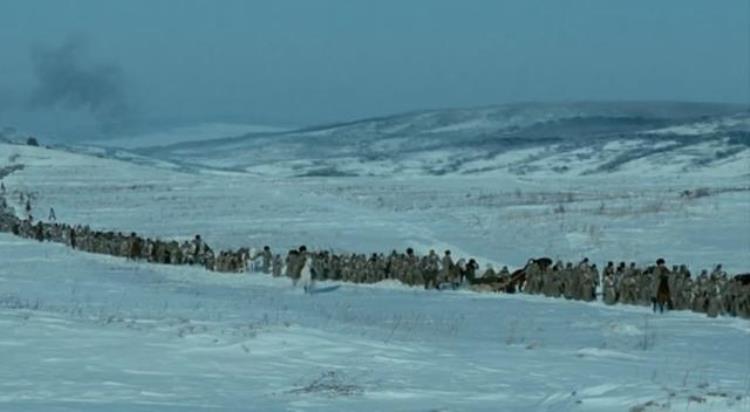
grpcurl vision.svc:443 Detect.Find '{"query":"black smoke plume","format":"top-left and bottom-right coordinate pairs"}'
top-left (29, 36), bottom-right (131, 131)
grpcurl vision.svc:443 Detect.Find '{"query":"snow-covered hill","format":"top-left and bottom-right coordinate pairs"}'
top-left (91, 122), bottom-right (292, 150)
top-left (131, 102), bottom-right (750, 178)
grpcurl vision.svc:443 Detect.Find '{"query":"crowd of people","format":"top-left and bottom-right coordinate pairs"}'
top-left (1, 186), bottom-right (748, 320)
top-left (515, 258), bottom-right (749, 318)
top-left (0, 214), bottom-right (251, 273)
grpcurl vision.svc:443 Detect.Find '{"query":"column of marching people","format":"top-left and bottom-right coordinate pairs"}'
top-left (1, 182), bottom-right (748, 320)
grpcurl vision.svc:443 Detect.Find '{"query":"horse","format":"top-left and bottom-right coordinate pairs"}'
top-left (505, 258), bottom-right (552, 293)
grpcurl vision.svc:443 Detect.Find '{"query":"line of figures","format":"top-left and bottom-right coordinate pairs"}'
top-left (0, 213), bottom-right (250, 273)
top-left (275, 249), bottom-right (750, 319)
top-left (513, 258), bottom-right (749, 318)
top-left (1, 197), bottom-right (748, 320)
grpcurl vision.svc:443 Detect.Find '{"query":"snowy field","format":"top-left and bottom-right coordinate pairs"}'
top-left (1, 105), bottom-right (750, 411)
top-left (2, 234), bottom-right (750, 411)
top-left (1, 142), bottom-right (748, 272)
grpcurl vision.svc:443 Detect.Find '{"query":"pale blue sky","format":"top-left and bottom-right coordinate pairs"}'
top-left (0, 0), bottom-right (747, 139)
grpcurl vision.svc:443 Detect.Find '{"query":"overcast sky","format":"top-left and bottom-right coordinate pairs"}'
top-left (0, 0), bottom-right (748, 140)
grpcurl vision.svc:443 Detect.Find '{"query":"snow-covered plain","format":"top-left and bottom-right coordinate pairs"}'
top-left (3, 235), bottom-right (750, 411)
top-left (1, 102), bottom-right (750, 411)
top-left (2, 140), bottom-right (748, 271)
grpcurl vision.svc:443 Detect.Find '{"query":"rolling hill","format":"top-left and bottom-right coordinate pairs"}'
top-left (118, 102), bottom-right (749, 178)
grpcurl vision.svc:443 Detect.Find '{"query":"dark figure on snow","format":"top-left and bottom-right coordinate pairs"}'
top-left (129, 232), bottom-right (142, 259)
top-left (69, 227), bottom-right (77, 249)
top-left (464, 258), bottom-right (479, 284)
top-left (260, 246), bottom-right (272, 273)
top-left (34, 221), bottom-right (44, 242)
top-left (48, 207), bottom-right (56, 222)
top-left (653, 258), bottom-right (672, 313)
top-left (192, 235), bottom-right (204, 263)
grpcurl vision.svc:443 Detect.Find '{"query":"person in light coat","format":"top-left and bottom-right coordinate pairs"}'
top-left (299, 255), bottom-right (314, 293)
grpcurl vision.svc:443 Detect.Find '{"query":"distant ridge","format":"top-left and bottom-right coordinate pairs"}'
top-left (91, 102), bottom-right (750, 178)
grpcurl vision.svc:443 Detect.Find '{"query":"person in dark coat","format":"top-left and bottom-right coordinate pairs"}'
top-left (34, 221), bottom-right (44, 242)
top-left (129, 232), bottom-right (142, 259)
top-left (653, 258), bottom-right (671, 313)
top-left (465, 258), bottom-right (479, 284)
